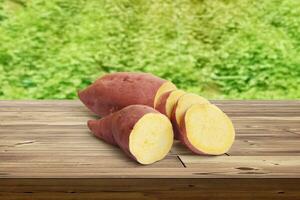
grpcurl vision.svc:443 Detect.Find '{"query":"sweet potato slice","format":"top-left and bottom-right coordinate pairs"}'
top-left (180, 104), bottom-right (235, 155)
top-left (88, 105), bottom-right (173, 165)
top-left (155, 90), bottom-right (186, 118)
top-left (171, 93), bottom-right (210, 139)
top-left (78, 72), bottom-right (176, 116)
top-left (153, 81), bottom-right (178, 108)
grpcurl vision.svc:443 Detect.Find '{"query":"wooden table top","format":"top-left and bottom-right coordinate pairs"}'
top-left (1, 100), bottom-right (299, 179)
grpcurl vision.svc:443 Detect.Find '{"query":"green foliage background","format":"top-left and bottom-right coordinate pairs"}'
top-left (0, 0), bottom-right (299, 99)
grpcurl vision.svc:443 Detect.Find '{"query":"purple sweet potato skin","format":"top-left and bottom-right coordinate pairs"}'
top-left (87, 105), bottom-right (159, 161)
top-left (78, 72), bottom-right (166, 116)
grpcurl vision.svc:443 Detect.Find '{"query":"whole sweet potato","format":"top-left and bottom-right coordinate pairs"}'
top-left (78, 72), bottom-right (176, 116)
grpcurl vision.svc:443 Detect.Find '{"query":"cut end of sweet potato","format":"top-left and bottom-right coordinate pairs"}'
top-left (184, 104), bottom-right (235, 155)
top-left (175, 93), bottom-right (210, 126)
top-left (129, 113), bottom-right (173, 165)
top-left (154, 81), bottom-right (177, 108)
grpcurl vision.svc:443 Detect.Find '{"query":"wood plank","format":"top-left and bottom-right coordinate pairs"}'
top-left (0, 179), bottom-right (299, 200)
top-left (0, 100), bottom-right (89, 112)
top-left (0, 125), bottom-right (88, 132)
top-left (0, 171), bottom-right (300, 178)
top-left (228, 135), bottom-right (300, 155)
top-left (3, 132), bottom-right (297, 145)
top-left (232, 117), bottom-right (300, 129)
top-left (180, 156), bottom-right (300, 176)
top-left (0, 100), bottom-right (300, 199)
top-left (1, 121), bottom-right (299, 134)
top-left (1, 100), bottom-right (300, 117)
top-left (2, 115), bottom-right (299, 132)
top-left (0, 156), bottom-right (181, 169)
top-left (0, 111), bottom-right (96, 118)
top-left (2, 136), bottom-right (297, 155)
top-left (171, 133), bottom-right (300, 156)
top-left (0, 100), bottom-right (299, 179)
top-left (213, 101), bottom-right (300, 117)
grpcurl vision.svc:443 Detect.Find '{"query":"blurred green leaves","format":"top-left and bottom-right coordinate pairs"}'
top-left (0, 0), bottom-right (299, 99)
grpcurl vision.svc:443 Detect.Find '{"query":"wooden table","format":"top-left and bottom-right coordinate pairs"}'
top-left (0, 100), bottom-right (300, 199)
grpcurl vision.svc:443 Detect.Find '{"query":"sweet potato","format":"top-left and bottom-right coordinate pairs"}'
top-left (171, 93), bottom-right (210, 139)
top-left (88, 105), bottom-right (174, 165)
top-left (155, 90), bottom-right (186, 118)
top-left (180, 104), bottom-right (235, 155)
top-left (78, 72), bottom-right (176, 116)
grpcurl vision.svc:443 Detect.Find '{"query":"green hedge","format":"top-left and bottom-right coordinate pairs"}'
top-left (0, 0), bottom-right (299, 99)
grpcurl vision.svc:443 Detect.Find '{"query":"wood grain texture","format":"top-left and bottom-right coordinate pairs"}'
top-left (0, 100), bottom-right (300, 199)
top-left (0, 179), bottom-right (299, 200)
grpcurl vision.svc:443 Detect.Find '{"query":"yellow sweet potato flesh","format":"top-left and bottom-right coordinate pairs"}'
top-left (129, 113), bottom-right (173, 164)
top-left (154, 81), bottom-right (177, 108)
top-left (175, 93), bottom-right (210, 126)
top-left (164, 90), bottom-right (186, 118)
top-left (184, 104), bottom-right (235, 155)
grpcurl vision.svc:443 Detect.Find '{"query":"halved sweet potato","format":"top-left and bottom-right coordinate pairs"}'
top-left (180, 104), bottom-right (235, 155)
top-left (88, 105), bottom-right (174, 165)
top-left (171, 93), bottom-right (210, 139)
top-left (155, 90), bottom-right (186, 118)
top-left (78, 72), bottom-right (176, 116)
